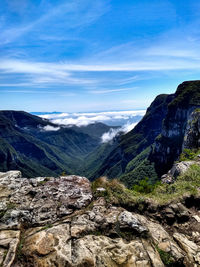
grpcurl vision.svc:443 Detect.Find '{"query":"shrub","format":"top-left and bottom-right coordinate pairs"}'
top-left (132, 177), bottom-right (160, 194)
top-left (179, 148), bottom-right (199, 161)
top-left (92, 177), bottom-right (136, 205)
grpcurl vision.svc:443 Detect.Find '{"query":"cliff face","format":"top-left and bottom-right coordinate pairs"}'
top-left (150, 81), bottom-right (200, 177)
top-left (0, 171), bottom-right (200, 267)
top-left (183, 109), bottom-right (200, 149)
top-left (86, 93), bottom-right (174, 181)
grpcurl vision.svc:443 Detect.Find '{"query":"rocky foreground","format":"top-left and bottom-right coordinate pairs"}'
top-left (0, 171), bottom-right (200, 267)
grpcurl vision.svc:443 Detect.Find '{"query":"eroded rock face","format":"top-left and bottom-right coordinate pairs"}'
top-left (0, 171), bottom-right (92, 228)
top-left (149, 81), bottom-right (200, 177)
top-left (183, 109), bottom-right (200, 149)
top-left (0, 171), bottom-right (200, 267)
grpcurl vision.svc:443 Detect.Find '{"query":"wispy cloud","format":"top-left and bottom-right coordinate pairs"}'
top-left (1, 53), bottom-right (200, 89)
top-left (0, 0), bottom-right (109, 45)
top-left (89, 88), bottom-right (137, 94)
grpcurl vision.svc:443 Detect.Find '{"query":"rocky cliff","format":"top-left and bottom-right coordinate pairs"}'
top-left (0, 171), bottom-right (200, 267)
top-left (150, 81), bottom-right (200, 177)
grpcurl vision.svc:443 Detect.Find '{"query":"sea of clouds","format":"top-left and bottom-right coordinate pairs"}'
top-left (37, 110), bottom-right (146, 142)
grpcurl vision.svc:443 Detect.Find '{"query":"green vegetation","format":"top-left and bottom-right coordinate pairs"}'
top-left (84, 94), bottom-right (173, 181)
top-left (6, 202), bottom-right (16, 210)
top-left (120, 159), bottom-right (158, 188)
top-left (92, 177), bottom-right (136, 206)
top-left (0, 110), bottom-right (106, 178)
top-left (179, 148), bottom-right (200, 161)
top-left (16, 234), bottom-right (25, 261)
top-left (169, 81), bottom-right (200, 109)
top-left (156, 246), bottom-right (174, 266)
top-left (134, 164), bottom-right (200, 204)
top-left (125, 147), bottom-right (151, 173)
top-left (40, 223), bottom-right (53, 231)
top-left (132, 178), bottom-right (161, 194)
top-left (92, 164), bottom-right (200, 207)
top-left (0, 202), bottom-right (17, 220)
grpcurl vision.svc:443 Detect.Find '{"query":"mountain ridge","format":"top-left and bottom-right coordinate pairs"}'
top-left (0, 110), bottom-right (115, 177)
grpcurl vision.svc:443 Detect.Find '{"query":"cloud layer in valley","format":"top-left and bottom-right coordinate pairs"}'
top-left (39, 110), bottom-right (145, 127)
top-left (38, 110), bottom-right (145, 142)
top-left (101, 122), bottom-right (138, 143)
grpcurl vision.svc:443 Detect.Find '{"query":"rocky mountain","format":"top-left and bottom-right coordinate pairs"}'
top-left (0, 80), bottom-right (200, 187)
top-left (0, 81), bottom-right (200, 267)
top-left (0, 169), bottom-right (200, 267)
top-left (84, 93), bottom-right (174, 183)
top-left (84, 81), bottom-right (200, 187)
top-left (0, 111), bottom-right (115, 178)
top-left (150, 81), bottom-right (200, 177)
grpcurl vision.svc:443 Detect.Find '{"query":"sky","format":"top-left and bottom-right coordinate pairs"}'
top-left (1, 0), bottom-right (200, 112)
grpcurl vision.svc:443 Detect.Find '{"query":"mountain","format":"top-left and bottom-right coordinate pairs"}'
top-left (0, 80), bottom-right (199, 184)
top-left (149, 81), bottom-right (200, 177)
top-left (84, 80), bottom-right (200, 187)
top-left (0, 111), bottom-right (114, 177)
top-left (84, 93), bottom-right (174, 183)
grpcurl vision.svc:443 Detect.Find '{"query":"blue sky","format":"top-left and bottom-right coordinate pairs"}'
top-left (1, 0), bottom-right (200, 112)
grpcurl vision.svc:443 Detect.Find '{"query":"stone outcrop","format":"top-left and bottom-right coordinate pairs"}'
top-left (149, 81), bottom-right (200, 177)
top-left (183, 109), bottom-right (200, 149)
top-left (161, 160), bottom-right (200, 184)
top-left (0, 171), bottom-right (92, 228)
top-left (0, 171), bottom-right (200, 267)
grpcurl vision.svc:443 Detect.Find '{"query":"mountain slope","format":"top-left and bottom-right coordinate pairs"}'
top-left (86, 81), bottom-right (200, 187)
top-left (85, 93), bottom-right (174, 181)
top-left (0, 111), bottom-right (106, 177)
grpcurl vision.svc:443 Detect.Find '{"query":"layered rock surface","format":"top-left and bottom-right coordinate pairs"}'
top-left (150, 81), bottom-right (200, 177)
top-left (0, 171), bottom-right (200, 267)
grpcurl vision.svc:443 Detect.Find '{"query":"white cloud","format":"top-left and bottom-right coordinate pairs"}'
top-left (0, 0), bottom-right (109, 45)
top-left (89, 88), bottom-right (136, 94)
top-left (40, 113), bottom-right (69, 119)
top-left (53, 115), bottom-right (111, 127)
top-left (43, 125), bottom-right (60, 131)
top-left (38, 110), bottom-right (145, 127)
top-left (101, 122), bottom-right (138, 143)
top-left (2, 51), bottom-right (200, 89)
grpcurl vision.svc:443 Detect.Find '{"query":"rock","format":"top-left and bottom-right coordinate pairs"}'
top-left (161, 160), bottom-right (200, 183)
top-left (161, 173), bottom-right (173, 184)
top-left (0, 172), bottom-right (92, 227)
top-left (170, 161), bottom-right (198, 178)
top-left (0, 171), bottom-right (200, 266)
top-left (118, 211), bottom-right (148, 234)
top-left (183, 109), bottom-right (200, 149)
top-left (22, 226), bottom-right (164, 267)
top-left (0, 230), bottom-right (20, 267)
top-left (193, 215), bottom-right (200, 223)
top-left (136, 214), bottom-right (184, 263)
top-left (173, 232), bottom-right (200, 265)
